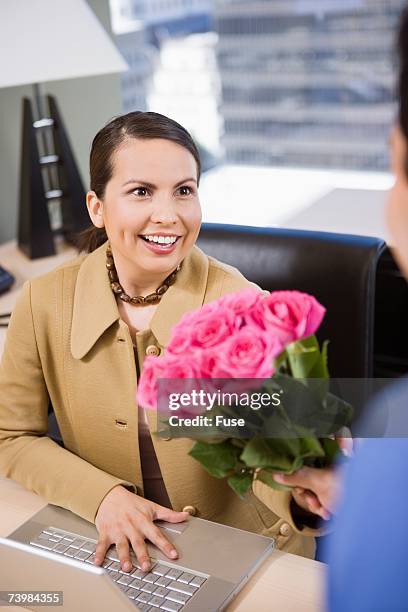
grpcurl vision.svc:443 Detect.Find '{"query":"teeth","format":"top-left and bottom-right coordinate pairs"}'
top-left (143, 235), bottom-right (177, 245)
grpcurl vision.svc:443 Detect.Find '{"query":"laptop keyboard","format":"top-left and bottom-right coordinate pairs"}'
top-left (30, 526), bottom-right (208, 611)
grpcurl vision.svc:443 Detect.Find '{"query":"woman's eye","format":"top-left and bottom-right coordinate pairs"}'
top-left (177, 185), bottom-right (193, 196)
top-left (132, 187), bottom-right (148, 197)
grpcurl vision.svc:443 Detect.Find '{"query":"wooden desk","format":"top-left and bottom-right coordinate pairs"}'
top-left (0, 241), bottom-right (326, 611)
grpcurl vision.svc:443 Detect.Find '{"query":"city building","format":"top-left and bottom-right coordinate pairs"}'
top-left (115, 27), bottom-right (152, 112)
top-left (147, 31), bottom-right (221, 154)
top-left (111, 0), bottom-right (219, 157)
top-left (214, 0), bottom-right (406, 171)
top-left (111, 0), bottom-right (213, 38)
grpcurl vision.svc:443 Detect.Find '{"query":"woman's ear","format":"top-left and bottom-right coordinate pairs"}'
top-left (86, 191), bottom-right (105, 228)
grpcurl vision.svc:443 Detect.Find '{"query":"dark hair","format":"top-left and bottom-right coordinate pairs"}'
top-left (77, 111), bottom-right (201, 252)
top-left (398, 6), bottom-right (408, 146)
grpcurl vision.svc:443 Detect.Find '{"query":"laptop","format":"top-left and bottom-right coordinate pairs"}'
top-left (0, 503), bottom-right (274, 611)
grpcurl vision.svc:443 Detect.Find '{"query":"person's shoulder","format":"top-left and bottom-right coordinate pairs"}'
top-left (10, 250), bottom-right (90, 324)
top-left (29, 251), bottom-right (88, 295)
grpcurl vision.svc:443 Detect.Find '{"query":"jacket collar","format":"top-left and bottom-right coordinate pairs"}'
top-left (71, 241), bottom-right (209, 359)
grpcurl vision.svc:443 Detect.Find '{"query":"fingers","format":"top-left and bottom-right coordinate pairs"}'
top-left (94, 535), bottom-right (110, 566)
top-left (295, 489), bottom-right (331, 521)
top-left (116, 538), bottom-right (133, 573)
top-left (129, 535), bottom-right (152, 573)
top-left (337, 437), bottom-right (353, 457)
top-left (303, 492), bottom-right (331, 521)
top-left (275, 467), bottom-right (336, 515)
top-left (154, 505), bottom-right (190, 523)
top-left (96, 533), bottom-right (154, 573)
top-left (145, 523), bottom-right (178, 561)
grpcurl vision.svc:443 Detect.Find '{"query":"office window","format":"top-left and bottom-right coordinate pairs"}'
top-left (110, 0), bottom-right (217, 164)
top-left (110, 0), bottom-right (404, 173)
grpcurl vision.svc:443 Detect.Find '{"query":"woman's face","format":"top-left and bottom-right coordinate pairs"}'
top-left (387, 124), bottom-right (408, 277)
top-left (88, 137), bottom-right (202, 278)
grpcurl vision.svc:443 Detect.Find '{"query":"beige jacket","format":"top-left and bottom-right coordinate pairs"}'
top-left (0, 242), bottom-right (316, 558)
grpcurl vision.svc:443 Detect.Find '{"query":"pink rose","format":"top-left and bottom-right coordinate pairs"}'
top-left (156, 357), bottom-right (207, 418)
top-left (171, 300), bottom-right (219, 334)
top-left (137, 354), bottom-right (203, 411)
top-left (218, 288), bottom-right (262, 316)
top-left (168, 301), bottom-right (225, 353)
top-left (159, 355), bottom-right (202, 380)
top-left (165, 332), bottom-right (192, 356)
top-left (250, 291), bottom-right (326, 345)
top-left (209, 327), bottom-right (282, 379)
top-left (187, 306), bottom-right (235, 350)
top-left (137, 356), bottom-right (167, 410)
top-left (199, 348), bottom-right (219, 379)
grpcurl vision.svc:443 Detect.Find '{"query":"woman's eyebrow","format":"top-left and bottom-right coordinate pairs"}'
top-left (174, 177), bottom-right (197, 187)
top-left (122, 178), bottom-right (155, 188)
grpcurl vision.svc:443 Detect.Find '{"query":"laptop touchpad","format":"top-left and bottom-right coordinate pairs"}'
top-left (155, 520), bottom-right (189, 535)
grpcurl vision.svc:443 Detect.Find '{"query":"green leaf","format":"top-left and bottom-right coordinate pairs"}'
top-left (256, 468), bottom-right (293, 492)
top-left (297, 434), bottom-right (325, 459)
top-left (286, 335), bottom-right (329, 379)
top-left (227, 472), bottom-right (253, 497)
top-left (319, 393), bottom-right (353, 435)
top-left (241, 438), bottom-right (302, 472)
top-left (321, 340), bottom-right (330, 378)
top-left (273, 348), bottom-right (289, 370)
top-left (319, 437), bottom-right (341, 466)
top-left (188, 440), bottom-right (240, 478)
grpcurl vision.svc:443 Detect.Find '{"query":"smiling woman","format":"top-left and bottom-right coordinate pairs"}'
top-left (0, 111), bottom-right (319, 579)
top-left (87, 136), bottom-right (201, 298)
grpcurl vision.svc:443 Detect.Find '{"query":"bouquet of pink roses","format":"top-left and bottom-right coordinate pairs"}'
top-left (137, 288), bottom-right (352, 497)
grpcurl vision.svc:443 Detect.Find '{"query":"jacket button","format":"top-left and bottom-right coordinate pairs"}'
top-left (182, 505), bottom-right (197, 516)
top-left (146, 345), bottom-right (160, 357)
top-left (279, 522), bottom-right (292, 537)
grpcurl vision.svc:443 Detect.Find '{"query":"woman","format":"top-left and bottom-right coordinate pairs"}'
top-left (0, 111), bottom-right (318, 574)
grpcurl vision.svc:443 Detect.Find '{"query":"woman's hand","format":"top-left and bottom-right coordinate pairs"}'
top-left (94, 485), bottom-right (189, 572)
top-left (274, 467), bottom-right (339, 521)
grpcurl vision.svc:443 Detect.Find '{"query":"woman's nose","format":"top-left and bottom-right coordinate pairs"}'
top-left (150, 197), bottom-right (178, 224)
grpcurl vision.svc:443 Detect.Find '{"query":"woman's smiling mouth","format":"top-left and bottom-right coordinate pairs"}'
top-left (139, 234), bottom-right (181, 253)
